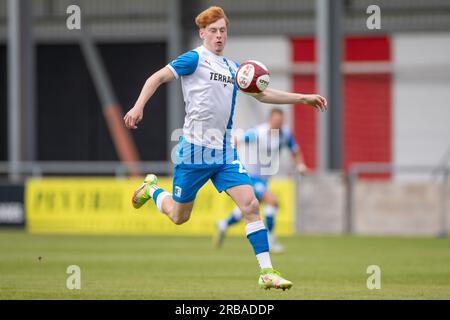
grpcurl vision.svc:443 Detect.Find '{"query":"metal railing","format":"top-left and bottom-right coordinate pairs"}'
top-left (0, 161), bottom-right (174, 181)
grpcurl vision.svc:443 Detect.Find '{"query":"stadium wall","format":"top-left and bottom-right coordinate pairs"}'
top-left (392, 32), bottom-right (450, 180)
top-left (354, 181), bottom-right (448, 235)
top-left (297, 175), bottom-right (450, 236)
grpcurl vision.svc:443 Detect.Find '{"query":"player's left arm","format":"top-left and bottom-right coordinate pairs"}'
top-left (234, 127), bottom-right (258, 149)
top-left (292, 149), bottom-right (309, 175)
top-left (253, 88), bottom-right (327, 111)
top-left (286, 131), bottom-right (309, 175)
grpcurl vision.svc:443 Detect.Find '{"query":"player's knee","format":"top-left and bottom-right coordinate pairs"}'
top-left (172, 214), bottom-right (190, 225)
top-left (271, 198), bottom-right (279, 208)
top-left (173, 219), bottom-right (185, 225)
top-left (170, 209), bottom-right (191, 225)
top-left (265, 194), bottom-right (279, 207)
top-left (242, 198), bottom-right (260, 216)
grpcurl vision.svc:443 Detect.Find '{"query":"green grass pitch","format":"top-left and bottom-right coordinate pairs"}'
top-left (1, 230), bottom-right (449, 299)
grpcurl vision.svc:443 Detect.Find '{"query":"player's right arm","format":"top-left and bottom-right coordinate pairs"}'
top-left (125, 49), bottom-right (198, 129)
top-left (124, 66), bottom-right (175, 129)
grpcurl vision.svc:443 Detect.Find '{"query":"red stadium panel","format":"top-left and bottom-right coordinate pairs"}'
top-left (291, 38), bottom-right (317, 169)
top-left (291, 38), bottom-right (315, 62)
top-left (343, 74), bottom-right (392, 177)
top-left (345, 36), bottom-right (391, 61)
top-left (293, 75), bottom-right (317, 169)
top-left (291, 36), bottom-right (392, 177)
top-left (343, 36), bottom-right (391, 179)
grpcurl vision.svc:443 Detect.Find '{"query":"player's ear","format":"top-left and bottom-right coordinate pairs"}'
top-left (199, 28), bottom-right (205, 40)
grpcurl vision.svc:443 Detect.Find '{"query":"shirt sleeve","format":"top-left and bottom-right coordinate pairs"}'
top-left (285, 129), bottom-right (299, 152)
top-left (242, 128), bottom-right (258, 144)
top-left (167, 50), bottom-right (199, 79)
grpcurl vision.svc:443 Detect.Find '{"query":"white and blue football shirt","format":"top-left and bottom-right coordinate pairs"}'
top-left (167, 45), bottom-right (239, 152)
top-left (238, 123), bottom-right (299, 179)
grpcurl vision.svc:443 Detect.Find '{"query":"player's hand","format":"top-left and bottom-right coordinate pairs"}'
top-left (296, 163), bottom-right (309, 176)
top-left (302, 94), bottom-right (327, 112)
top-left (124, 106), bottom-right (143, 129)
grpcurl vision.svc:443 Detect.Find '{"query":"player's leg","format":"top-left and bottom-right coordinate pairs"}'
top-left (132, 164), bottom-right (211, 225)
top-left (214, 207), bottom-right (243, 248)
top-left (219, 207), bottom-right (244, 230)
top-left (226, 185), bottom-right (292, 290)
top-left (153, 190), bottom-right (194, 225)
top-left (211, 160), bottom-right (292, 290)
top-left (132, 173), bottom-right (195, 224)
top-left (214, 175), bottom-right (263, 246)
top-left (252, 178), bottom-right (284, 253)
top-left (262, 190), bottom-right (284, 253)
top-left (262, 190), bottom-right (278, 232)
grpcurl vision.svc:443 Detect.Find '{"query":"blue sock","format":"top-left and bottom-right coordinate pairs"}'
top-left (226, 208), bottom-right (242, 226)
top-left (152, 188), bottom-right (164, 206)
top-left (246, 220), bottom-right (272, 269)
top-left (151, 188), bottom-right (171, 213)
top-left (245, 221), bottom-right (269, 255)
top-left (263, 205), bottom-right (277, 233)
top-left (226, 215), bottom-right (239, 226)
top-left (265, 216), bottom-right (274, 233)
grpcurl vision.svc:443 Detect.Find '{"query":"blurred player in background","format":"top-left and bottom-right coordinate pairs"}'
top-left (123, 6), bottom-right (326, 290)
top-left (215, 108), bottom-right (308, 253)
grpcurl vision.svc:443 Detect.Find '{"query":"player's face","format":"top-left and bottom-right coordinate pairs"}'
top-left (200, 18), bottom-right (227, 55)
top-left (269, 113), bottom-right (284, 130)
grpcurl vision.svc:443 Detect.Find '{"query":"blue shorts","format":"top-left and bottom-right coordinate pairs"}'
top-left (173, 162), bottom-right (253, 203)
top-left (172, 137), bottom-right (252, 203)
top-left (250, 176), bottom-right (269, 201)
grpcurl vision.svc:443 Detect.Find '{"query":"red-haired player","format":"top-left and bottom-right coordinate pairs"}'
top-left (124, 6), bottom-right (327, 290)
